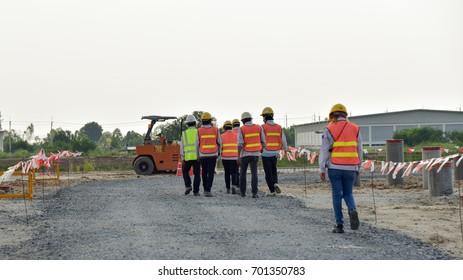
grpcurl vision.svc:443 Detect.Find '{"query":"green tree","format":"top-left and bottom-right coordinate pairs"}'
top-left (3, 129), bottom-right (34, 153)
top-left (446, 130), bottom-right (463, 146)
top-left (80, 122), bottom-right (103, 142)
top-left (111, 128), bottom-right (123, 150)
top-left (393, 127), bottom-right (447, 146)
top-left (42, 128), bottom-right (96, 153)
top-left (44, 128), bottom-right (73, 151)
top-left (283, 126), bottom-right (295, 147)
top-left (72, 133), bottom-right (97, 153)
top-left (123, 130), bottom-right (143, 147)
top-left (24, 123), bottom-right (34, 142)
top-left (155, 111), bottom-right (206, 142)
top-left (98, 131), bottom-right (113, 150)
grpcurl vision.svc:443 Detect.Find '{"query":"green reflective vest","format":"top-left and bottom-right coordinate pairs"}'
top-left (182, 128), bottom-right (198, 161)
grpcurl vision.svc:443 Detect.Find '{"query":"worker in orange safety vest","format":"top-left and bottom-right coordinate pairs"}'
top-left (260, 107), bottom-right (288, 196)
top-left (197, 112), bottom-right (221, 197)
top-left (237, 112), bottom-right (266, 198)
top-left (319, 103), bottom-right (362, 234)
top-left (221, 120), bottom-right (239, 194)
top-left (232, 119), bottom-right (240, 134)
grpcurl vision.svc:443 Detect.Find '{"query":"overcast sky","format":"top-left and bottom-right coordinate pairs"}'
top-left (1, 0), bottom-right (462, 138)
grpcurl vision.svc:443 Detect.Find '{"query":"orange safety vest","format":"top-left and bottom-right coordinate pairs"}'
top-left (262, 123), bottom-right (283, 151)
top-left (198, 126), bottom-right (219, 154)
top-left (241, 124), bottom-right (262, 152)
top-left (326, 121), bottom-right (360, 165)
top-left (221, 131), bottom-right (238, 158)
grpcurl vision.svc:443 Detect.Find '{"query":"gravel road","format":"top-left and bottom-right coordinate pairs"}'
top-left (0, 173), bottom-right (455, 260)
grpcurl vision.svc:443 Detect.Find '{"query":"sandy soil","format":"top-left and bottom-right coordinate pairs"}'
top-left (1, 170), bottom-right (463, 259)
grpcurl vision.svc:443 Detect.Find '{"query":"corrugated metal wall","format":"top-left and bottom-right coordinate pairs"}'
top-left (294, 109), bottom-right (463, 147)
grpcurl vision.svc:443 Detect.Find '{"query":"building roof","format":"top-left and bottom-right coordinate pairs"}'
top-left (294, 109), bottom-right (463, 127)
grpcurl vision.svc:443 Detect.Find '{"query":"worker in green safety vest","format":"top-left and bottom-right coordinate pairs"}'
top-left (180, 114), bottom-right (201, 196)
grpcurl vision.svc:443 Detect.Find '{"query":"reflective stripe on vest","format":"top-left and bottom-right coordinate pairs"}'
top-left (198, 126), bottom-right (219, 154)
top-left (262, 123), bottom-right (283, 151)
top-left (241, 124), bottom-right (262, 152)
top-left (182, 128), bottom-right (198, 161)
top-left (327, 121), bottom-right (360, 165)
top-left (221, 131), bottom-right (238, 158)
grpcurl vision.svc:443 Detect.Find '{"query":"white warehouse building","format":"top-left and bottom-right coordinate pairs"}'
top-left (294, 109), bottom-right (463, 148)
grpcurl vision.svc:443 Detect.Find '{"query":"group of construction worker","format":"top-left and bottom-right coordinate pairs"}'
top-left (179, 107), bottom-right (288, 198)
top-left (180, 103), bottom-right (362, 233)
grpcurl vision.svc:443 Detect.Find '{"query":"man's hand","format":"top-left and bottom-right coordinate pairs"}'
top-left (319, 172), bottom-right (326, 181)
top-left (237, 157), bottom-right (241, 166)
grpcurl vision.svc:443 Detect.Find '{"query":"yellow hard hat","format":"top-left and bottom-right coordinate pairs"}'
top-left (241, 112), bottom-right (252, 120)
top-left (329, 103), bottom-right (347, 115)
top-left (232, 119), bottom-right (240, 125)
top-left (201, 112), bottom-right (212, 120)
top-left (223, 120), bottom-right (232, 129)
top-left (260, 107), bottom-right (274, 116)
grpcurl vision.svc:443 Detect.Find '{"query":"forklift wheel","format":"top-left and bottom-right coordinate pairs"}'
top-left (134, 156), bottom-right (155, 175)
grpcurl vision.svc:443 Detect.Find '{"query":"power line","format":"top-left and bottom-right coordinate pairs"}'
top-left (7, 115), bottom-right (319, 137)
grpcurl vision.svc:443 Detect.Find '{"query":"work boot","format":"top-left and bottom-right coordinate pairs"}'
top-left (193, 192), bottom-right (200, 196)
top-left (231, 186), bottom-right (237, 194)
top-left (226, 188), bottom-right (231, 194)
top-left (274, 184), bottom-right (281, 194)
top-left (184, 186), bottom-right (192, 195)
top-left (252, 193), bottom-right (259, 198)
top-left (332, 224), bottom-right (344, 233)
top-left (240, 192), bottom-right (246, 197)
top-left (204, 191), bottom-right (213, 197)
top-left (349, 210), bottom-right (360, 230)
top-left (267, 192), bottom-right (276, 197)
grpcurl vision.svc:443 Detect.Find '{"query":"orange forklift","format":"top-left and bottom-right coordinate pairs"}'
top-left (133, 115), bottom-right (181, 175)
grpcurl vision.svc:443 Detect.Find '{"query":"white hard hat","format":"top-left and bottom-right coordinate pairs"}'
top-left (241, 112), bottom-right (252, 120)
top-left (186, 115), bottom-right (196, 124)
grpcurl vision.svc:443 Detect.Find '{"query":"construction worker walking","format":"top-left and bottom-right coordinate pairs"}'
top-left (197, 112), bottom-right (221, 197)
top-left (232, 119), bottom-right (240, 134)
top-left (319, 104), bottom-right (362, 233)
top-left (260, 107), bottom-right (288, 196)
top-left (180, 114), bottom-right (201, 196)
top-left (221, 120), bottom-right (239, 194)
top-left (237, 112), bottom-right (266, 198)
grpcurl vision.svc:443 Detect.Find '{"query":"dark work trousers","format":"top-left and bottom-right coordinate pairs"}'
top-left (239, 156), bottom-right (259, 195)
top-left (222, 159), bottom-right (238, 189)
top-left (200, 156), bottom-right (217, 192)
top-left (262, 156), bottom-right (278, 192)
top-left (182, 160), bottom-right (201, 194)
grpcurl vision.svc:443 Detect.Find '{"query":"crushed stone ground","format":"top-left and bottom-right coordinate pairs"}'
top-left (0, 172), bottom-right (456, 260)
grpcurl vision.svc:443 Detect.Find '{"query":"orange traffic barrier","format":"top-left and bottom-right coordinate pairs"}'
top-left (0, 171), bottom-right (33, 201)
top-left (32, 163), bottom-right (60, 182)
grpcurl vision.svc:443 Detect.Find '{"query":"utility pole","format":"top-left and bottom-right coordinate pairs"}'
top-left (0, 112), bottom-right (3, 153)
top-left (9, 119), bottom-right (11, 154)
top-left (50, 117), bottom-right (53, 144)
top-left (285, 114), bottom-right (288, 128)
